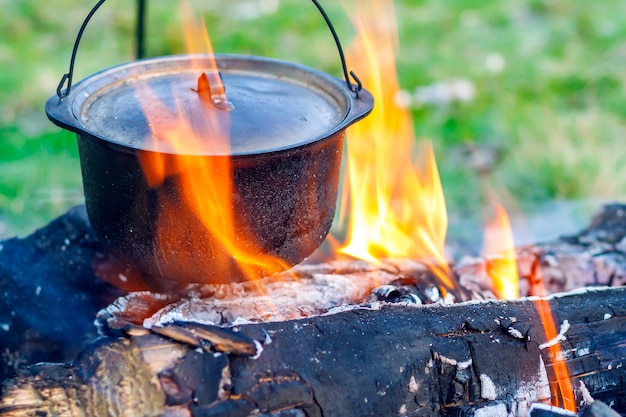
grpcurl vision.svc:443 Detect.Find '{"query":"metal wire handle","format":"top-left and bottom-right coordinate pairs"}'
top-left (56, 0), bottom-right (363, 100)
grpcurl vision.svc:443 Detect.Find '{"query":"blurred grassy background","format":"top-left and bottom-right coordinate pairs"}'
top-left (1, 0), bottom-right (625, 239)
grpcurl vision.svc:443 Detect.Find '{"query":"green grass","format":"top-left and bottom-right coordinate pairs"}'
top-left (1, 0), bottom-right (626, 238)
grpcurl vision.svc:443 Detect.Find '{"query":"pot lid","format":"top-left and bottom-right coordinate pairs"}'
top-left (50, 54), bottom-right (372, 156)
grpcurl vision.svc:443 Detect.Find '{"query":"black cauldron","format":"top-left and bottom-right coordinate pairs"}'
top-left (45, 3), bottom-right (373, 286)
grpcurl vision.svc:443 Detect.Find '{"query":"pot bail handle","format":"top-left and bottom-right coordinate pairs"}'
top-left (310, 0), bottom-right (362, 98)
top-left (56, 0), bottom-right (106, 100)
top-left (56, 0), bottom-right (363, 100)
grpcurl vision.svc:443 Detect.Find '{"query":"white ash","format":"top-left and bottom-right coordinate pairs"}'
top-left (145, 261), bottom-right (399, 328)
top-left (507, 327), bottom-right (524, 339)
top-left (509, 360), bottom-right (552, 417)
top-left (250, 340), bottom-right (264, 360)
top-left (578, 380), bottom-right (595, 408)
top-left (323, 301), bottom-right (384, 317)
top-left (538, 320), bottom-right (570, 350)
top-left (479, 374), bottom-right (497, 400)
top-left (408, 376), bottom-right (419, 394)
top-left (474, 403), bottom-right (507, 417)
top-left (434, 352), bottom-right (460, 367)
top-left (433, 352), bottom-right (472, 370)
top-left (536, 356), bottom-right (552, 401)
top-left (528, 404), bottom-right (577, 417)
top-left (457, 359), bottom-right (473, 370)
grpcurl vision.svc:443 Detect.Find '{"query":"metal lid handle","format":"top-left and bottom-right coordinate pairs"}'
top-left (56, 0), bottom-right (363, 100)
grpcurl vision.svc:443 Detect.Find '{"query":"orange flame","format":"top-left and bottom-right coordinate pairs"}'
top-left (482, 193), bottom-right (519, 299)
top-left (481, 190), bottom-right (574, 407)
top-left (530, 266), bottom-right (576, 411)
top-left (483, 194), bottom-right (574, 408)
top-left (340, 2), bottom-right (575, 408)
top-left (338, 0), bottom-right (453, 290)
top-left (136, 3), bottom-right (288, 283)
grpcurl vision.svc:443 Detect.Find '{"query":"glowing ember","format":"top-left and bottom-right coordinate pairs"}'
top-left (338, 0), bottom-right (454, 291)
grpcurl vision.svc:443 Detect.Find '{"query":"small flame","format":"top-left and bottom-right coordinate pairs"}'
top-left (136, 2), bottom-right (287, 283)
top-left (482, 195), bottom-right (574, 408)
top-left (531, 266), bottom-right (576, 411)
top-left (482, 192), bottom-right (519, 299)
top-left (338, 0), bottom-right (453, 290)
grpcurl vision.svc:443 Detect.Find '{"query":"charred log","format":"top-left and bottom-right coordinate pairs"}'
top-left (0, 206), bottom-right (122, 381)
top-left (2, 204), bottom-right (626, 382)
top-left (1, 287), bottom-right (625, 417)
top-left (455, 204), bottom-right (626, 297)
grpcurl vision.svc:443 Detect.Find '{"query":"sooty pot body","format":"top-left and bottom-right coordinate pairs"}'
top-left (77, 130), bottom-right (344, 284)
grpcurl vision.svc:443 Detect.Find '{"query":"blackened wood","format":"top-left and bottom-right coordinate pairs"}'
top-left (2, 203), bottom-right (626, 385)
top-left (0, 206), bottom-right (122, 381)
top-left (1, 288), bottom-right (625, 417)
top-left (580, 402), bottom-right (623, 417)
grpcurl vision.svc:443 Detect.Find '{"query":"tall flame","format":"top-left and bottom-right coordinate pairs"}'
top-left (340, 2), bottom-right (575, 409)
top-left (531, 266), bottom-right (577, 411)
top-left (338, 0), bottom-right (453, 290)
top-left (136, 2), bottom-right (288, 282)
top-left (482, 192), bottom-right (574, 409)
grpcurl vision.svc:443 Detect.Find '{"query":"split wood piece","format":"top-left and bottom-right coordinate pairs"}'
top-left (457, 204), bottom-right (626, 298)
top-left (2, 287), bottom-right (625, 417)
top-left (98, 239), bottom-right (626, 330)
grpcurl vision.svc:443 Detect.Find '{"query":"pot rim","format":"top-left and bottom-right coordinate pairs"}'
top-left (46, 53), bottom-right (374, 157)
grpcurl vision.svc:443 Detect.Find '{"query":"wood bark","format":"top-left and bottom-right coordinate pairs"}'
top-left (1, 287), bottom-right (625, 417)
top-left (1, 204), bottom-right (626, 416)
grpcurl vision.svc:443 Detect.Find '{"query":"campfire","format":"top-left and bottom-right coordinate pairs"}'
top-left (0, 1), bottom-right (624, 417)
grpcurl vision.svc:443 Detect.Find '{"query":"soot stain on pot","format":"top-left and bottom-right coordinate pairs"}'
top-left (232, 133), bottom-right (344, 264)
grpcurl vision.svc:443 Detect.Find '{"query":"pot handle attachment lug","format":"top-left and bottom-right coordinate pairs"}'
top-left (55, 0), bottom-right (363, 100)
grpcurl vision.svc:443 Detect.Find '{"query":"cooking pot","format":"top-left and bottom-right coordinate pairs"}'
top-left (45, 1), bottom-right (373, 285)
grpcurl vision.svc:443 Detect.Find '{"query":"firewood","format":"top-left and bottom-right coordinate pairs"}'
top-left (1, 287), bottom-right (624, 417)
top-left (2, 204), bottom-right (626, 383)
top-left (1, 203), bottom-right (626, 416)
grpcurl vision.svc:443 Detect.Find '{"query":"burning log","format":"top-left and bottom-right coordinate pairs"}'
top-left (454, 204), bottom-right (626, 297)
top-left (1, 287), bottom-right (624, 417)
top-left (94, 205), bottom-right (626, 329)
top-left (1, 204), bottom-right (625, 416)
